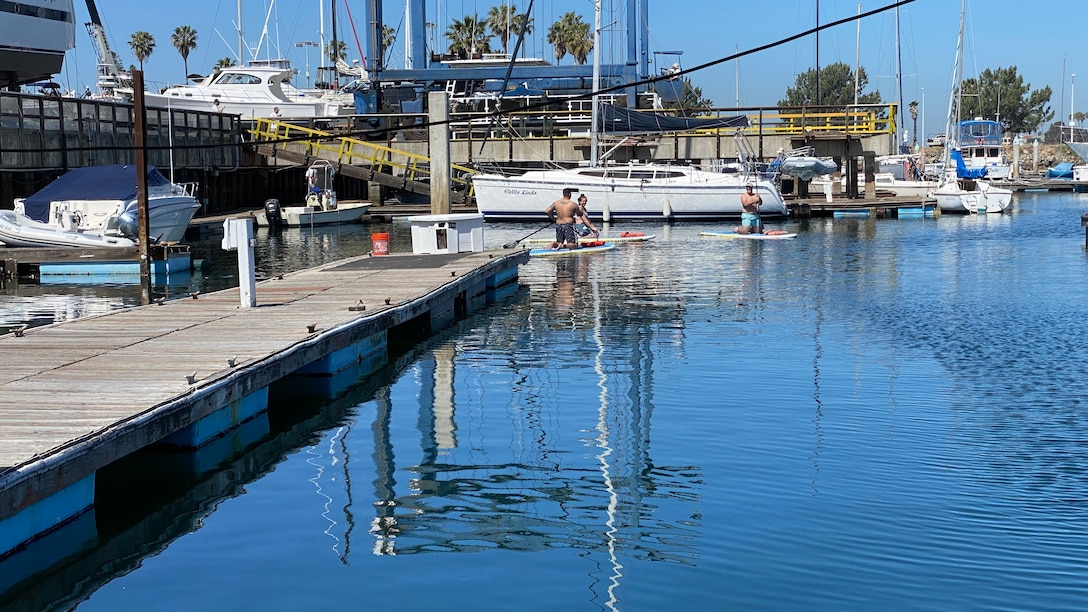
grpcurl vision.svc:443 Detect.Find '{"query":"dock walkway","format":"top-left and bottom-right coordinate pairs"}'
top-left (0, 248), bottom-right (528, 558)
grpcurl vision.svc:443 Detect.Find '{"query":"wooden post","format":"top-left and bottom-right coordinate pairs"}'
top-left (428, 91), bottom-right (451, 215)
top-left (131, 70), bottom-right (152, 304)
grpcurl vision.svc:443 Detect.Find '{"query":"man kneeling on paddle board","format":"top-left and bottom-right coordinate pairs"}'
top-left (544, 188), bottom-right (582, 249)
top-left (737, 184), bottom-right (763, 234)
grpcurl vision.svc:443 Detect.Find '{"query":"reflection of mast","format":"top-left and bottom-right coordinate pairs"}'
top-left (809, 292), bottom-right (824, 493)
top-left (307, 425), bottom-right (346, 559)
top-left (592, 276), bottom-right (623, 611)
top-left (338, 417), bottom-right (356, 563)
top-left (370, 386), bottom-right (398, 555)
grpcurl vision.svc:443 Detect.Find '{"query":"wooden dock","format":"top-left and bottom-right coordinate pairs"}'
top-left (0, 248), bottom-right (527, 558)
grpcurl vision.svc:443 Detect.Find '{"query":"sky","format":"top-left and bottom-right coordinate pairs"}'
top-left (56, 0), bottom-right (1083, 137)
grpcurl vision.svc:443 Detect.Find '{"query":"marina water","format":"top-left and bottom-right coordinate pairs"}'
top-left (4, 192), bottom-right (1088, 610)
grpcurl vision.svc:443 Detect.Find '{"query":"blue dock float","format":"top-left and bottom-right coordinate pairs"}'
top-left (0, 249), bottom-right (528, 567)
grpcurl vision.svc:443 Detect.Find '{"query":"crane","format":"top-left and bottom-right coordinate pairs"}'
top-left (83, 0), bottom-right (127, 95)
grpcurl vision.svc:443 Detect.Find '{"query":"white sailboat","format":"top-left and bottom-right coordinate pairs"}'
top-left (933, 0), bottom-right (1012, 214)
top-left (470, 1), bottom-right (787, 222)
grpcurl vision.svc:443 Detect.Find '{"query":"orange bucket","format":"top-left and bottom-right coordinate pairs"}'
top-left (371, 232), bottom-right (390, 256)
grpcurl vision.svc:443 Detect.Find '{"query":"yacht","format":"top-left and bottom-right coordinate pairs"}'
top-left (135, 64), bottom-right (341, 119)
top-left (0, 0), bottom-right (76, 89)
top-left (956, 119), bottom-right (1011, 180)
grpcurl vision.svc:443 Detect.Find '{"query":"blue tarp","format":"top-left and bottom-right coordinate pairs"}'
top-left (598, 104), bottom-right (749, 134)
top-left (951, 150), bottom-right (987, 180)
top-left (22, 165), bottom-right (172, 222)
top-left (1047, 162), bottom-right (1074, 179)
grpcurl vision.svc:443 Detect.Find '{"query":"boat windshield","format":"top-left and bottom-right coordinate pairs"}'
top-left (958, 120), bottom-right (1002, 146)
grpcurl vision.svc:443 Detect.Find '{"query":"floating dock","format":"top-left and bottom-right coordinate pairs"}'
top-left (0, 244), bottom-right (192, 281)
top-left (0, 249), bottom-right (527, 563)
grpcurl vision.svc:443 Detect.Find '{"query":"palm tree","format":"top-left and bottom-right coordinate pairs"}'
top-left (546, 12), bottom-right (584, 64)
top-left (381, 25), bottom-right (396, 64)
top-left (128, 31), bottom-right (156, 72)
top-left (214, 57), bottom-right (235, 70)
top-left (909, 100), bottom-right (919, 147)
top-left (325, 39), bottom-right (348, 63)
top-left (446, 15), bottom-right (491, 59)
top-left (487, 3), bottom-right (533, 55)
top-left (171, 26), bottom-right (198, 82)
top-left (567, 21), bottom-right (592, 65)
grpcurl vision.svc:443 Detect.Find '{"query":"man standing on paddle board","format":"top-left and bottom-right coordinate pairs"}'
top-left (545, 188), bottom-right (581, 249)
top-left (737, 184), bottom-right (764, 234)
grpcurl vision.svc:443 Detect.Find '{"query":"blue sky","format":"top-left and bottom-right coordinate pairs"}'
top-left (58, 0), bottom-right (1078, 136)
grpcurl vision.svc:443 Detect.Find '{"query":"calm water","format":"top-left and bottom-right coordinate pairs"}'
top-left (5, 193), bottom-right (1088, 610)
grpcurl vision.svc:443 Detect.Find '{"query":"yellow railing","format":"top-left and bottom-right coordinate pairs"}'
top-left (695, 104), bottom-right (896, 136)
top-left (249, 118), bottom-right (478, 193)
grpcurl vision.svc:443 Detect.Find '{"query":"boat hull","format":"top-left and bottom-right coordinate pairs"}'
top-left (472, 169), bottom-right (788, 221)
top-left (933, 180), bottom-right (1012, 214)
top-left (256, 203), bottom-right (370, 227)
top-left (0, 211), bottom-right (135, 248)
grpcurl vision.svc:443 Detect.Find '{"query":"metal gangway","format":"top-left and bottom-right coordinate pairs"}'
top-left (249, 119), bottom-right (478, 205)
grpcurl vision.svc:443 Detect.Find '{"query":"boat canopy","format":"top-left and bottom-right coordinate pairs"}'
top-left (22, 165), bottom-right (173, 222)
top-left (598, 104), bottom-right (749, 134)
top-left (957, 120), bottom-right (1003, 146)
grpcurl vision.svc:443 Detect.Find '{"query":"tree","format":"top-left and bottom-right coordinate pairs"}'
top-left (214, 57), bottom-right (235, 70)
top-left (381, 25), bottom-right (396, 64)
top-left (779, 62), bottom-right (880, 106)
top-left (171, 26), bottom-right (198, 83)
top-left (446, 15), bottom-right (491, 59)
top-left (959, 66), bottom-right (1053, 134)
top-left (487, 4), bottom-right (533, 55)
top-left (546, 12), bottom-right (585, 64)
top-left (909, 100), bottom-right (919, 146)
top-left (663, 77), bottom-right (713, 114)
top-left (566, 21), bottom-right (592, 65)
top-left (128, 31), bottom-right (156, 72)
top-left (325, 39), bottom-right (348, 63)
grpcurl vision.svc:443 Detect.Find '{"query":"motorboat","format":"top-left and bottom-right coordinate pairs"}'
top-left (956, 119), bottom-right (1011, 180)
top-left (0, 210), bottom-right (135, 249)
top-left (472, 162), bottom-right (788, 221)
top-left (0, 0), bottom-right (76, 89)
top-left (14, 165), bottom-right (201, 243)
top-left (256, 160), bottom-right (371, 227)
top-left (810, 172), bottom-right (938, 198)
top-left (134, 65), bottom-right (340, 119)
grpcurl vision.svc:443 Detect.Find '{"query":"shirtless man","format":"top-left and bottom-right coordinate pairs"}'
top-left (736, 184), bottom-right (763, 234)
top-left (544, 188), bottom-right (581, 249)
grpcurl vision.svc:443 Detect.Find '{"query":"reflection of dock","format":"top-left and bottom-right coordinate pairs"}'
top-left (0, 249), bottom-right (527, 562)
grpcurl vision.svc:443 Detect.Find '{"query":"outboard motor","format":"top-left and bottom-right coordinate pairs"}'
top-left (264, 198), bottom-right (283, 228)
top-left (116, 209), bottom-right (139, 239)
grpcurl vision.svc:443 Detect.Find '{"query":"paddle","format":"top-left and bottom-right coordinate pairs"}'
top-left (503, 222), bottom-right (553, 249)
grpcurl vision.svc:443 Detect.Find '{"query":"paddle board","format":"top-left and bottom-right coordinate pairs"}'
top-left (525, 232), bottom-right (655, 245)
top-left (699, 231), bottom-right (797, 240)
top-left (528, 242), bottom-right (616, 256)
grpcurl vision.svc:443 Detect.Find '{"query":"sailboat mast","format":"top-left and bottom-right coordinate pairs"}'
top-left (895, 4), bottom-right (903, 150)
top-left (589, 0), bottom-right (602, 166)
top-left (944, 0), bottom-right (966, 165)
top-left (237, 0), bottom-right (244, 64)
top-left (853, 3), bottom-right (860, 107)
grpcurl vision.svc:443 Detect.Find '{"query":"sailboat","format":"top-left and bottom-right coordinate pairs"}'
top-left (932, 0), bottom-right (1012, 214)
top-left (470, 1), bottom-right (787, 221)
